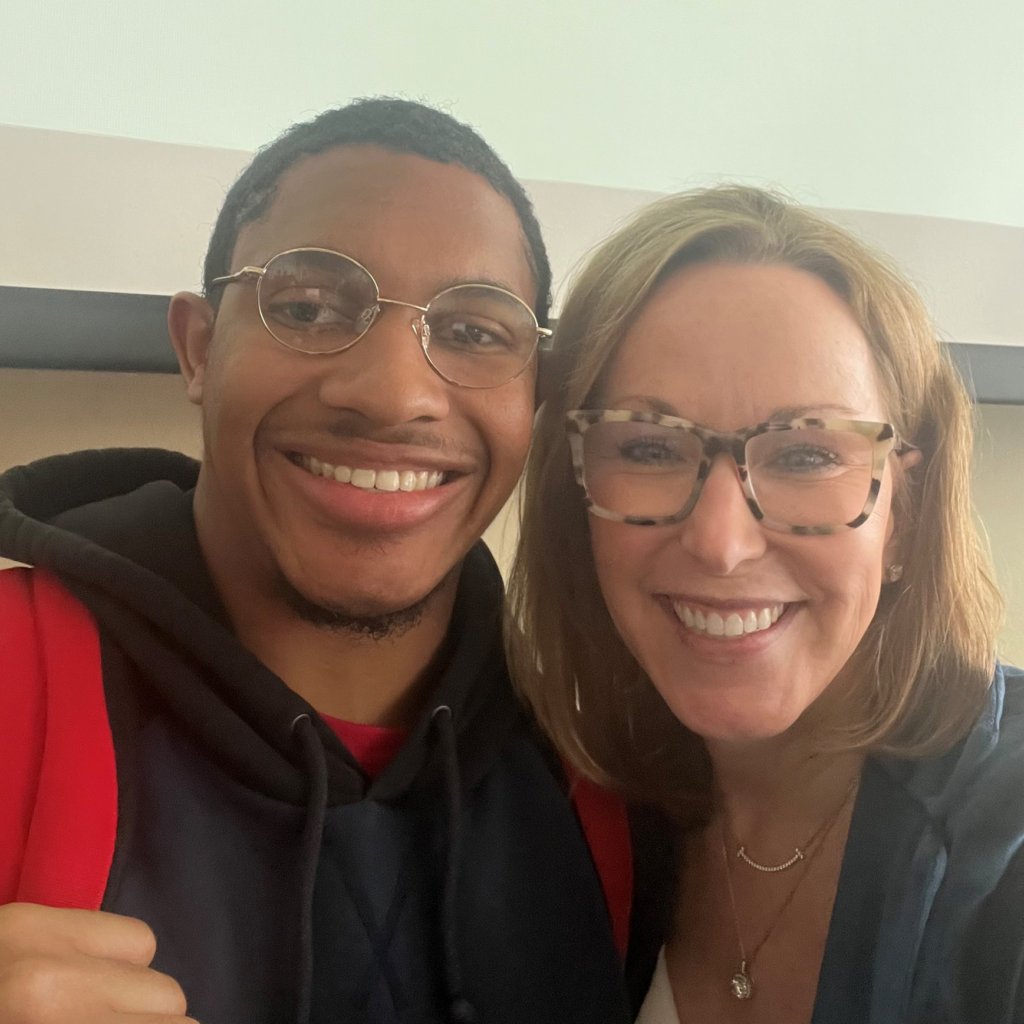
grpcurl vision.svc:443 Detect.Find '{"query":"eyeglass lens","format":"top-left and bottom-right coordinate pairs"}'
top-left (257, 250), bottom-right (539, 387)
top-left (580, 421), bottom-right (877, 528)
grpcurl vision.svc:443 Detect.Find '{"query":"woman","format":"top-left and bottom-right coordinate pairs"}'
top-left (509, 186), bottom-right (1023, 1023)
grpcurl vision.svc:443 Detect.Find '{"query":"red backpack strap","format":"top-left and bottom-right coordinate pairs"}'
top-left (567, 766), bottom-right (633, 960)
top-left (0, 567), bottom-right (46, 904)
top-left (0, 567), bottom-right (116, 909)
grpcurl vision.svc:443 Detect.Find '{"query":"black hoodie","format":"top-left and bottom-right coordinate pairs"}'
top-left (0, 449), bottom-right (665, 1024)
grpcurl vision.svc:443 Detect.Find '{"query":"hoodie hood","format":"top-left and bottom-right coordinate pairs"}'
top-left (0, 447), bottom-right (523, 808)
top-left (0, 448), bottom-right (644, 1024)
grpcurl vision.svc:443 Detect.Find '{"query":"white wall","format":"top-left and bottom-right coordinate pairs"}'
top-left (2, 126), bottom-right (1023, 350)
top-left (973, 404), bottom-right (1024, 664)
top-left (3, 0), bottom-right (1024, 227)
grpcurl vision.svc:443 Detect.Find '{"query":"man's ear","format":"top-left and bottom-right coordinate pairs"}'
top-left (168, 292), bottom-right (215, 406)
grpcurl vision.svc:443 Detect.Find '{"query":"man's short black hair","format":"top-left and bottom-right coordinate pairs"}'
top-left (203, 97), bottom-right (552, 325)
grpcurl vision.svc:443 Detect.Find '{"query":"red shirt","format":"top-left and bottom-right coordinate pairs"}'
top-left (321, 714), bottom-right (409, 781)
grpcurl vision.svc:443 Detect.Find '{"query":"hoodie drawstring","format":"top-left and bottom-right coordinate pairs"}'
top-left (431, 704), bottom-right (478, 1024)
top-left (291, 708), bottom-right (477, 1024)
top-left (292, 713), bottom-right (329, 1024)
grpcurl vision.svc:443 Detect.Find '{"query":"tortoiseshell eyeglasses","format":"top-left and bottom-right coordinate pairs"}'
top-left (566, 409), bottom-right (917, 535)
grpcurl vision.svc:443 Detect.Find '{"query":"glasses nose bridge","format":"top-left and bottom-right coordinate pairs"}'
top-left (687, 431), bottom-right (757, 520)
top-left (701, 431), bottom-right (749, 473)
top-left (374, 296), bottom-right (431, 347)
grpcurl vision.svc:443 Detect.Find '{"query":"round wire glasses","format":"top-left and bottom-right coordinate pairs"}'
top-left (210, 247), bottom-right (552, 389)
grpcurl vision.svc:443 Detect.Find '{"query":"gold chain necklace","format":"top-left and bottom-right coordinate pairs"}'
top-left (730, 776), bottom-right (859, 873)
top-left (718, 778), bottom-right (859, 1000)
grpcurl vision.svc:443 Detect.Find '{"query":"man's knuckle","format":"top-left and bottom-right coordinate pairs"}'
top-left (0, 955), bottom-right (64, 1016)
top-left (151, 970), bottom-right (188, 1014)
top-left (134, 922), bottom-right (158, 962)
top-left (0, 904), bottom-right (39, 945)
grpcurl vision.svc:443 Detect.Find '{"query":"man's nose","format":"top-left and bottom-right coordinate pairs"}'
top-left (316, 305), bottom-right (451, 426)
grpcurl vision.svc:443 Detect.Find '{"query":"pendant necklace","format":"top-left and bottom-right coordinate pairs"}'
top-left (718, 777), bottom-right (859, 1000)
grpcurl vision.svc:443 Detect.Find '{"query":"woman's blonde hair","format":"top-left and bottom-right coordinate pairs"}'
top-left (508, 185), bottom-right (1002, 818)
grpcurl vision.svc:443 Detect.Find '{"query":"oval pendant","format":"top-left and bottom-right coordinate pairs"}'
top-left (730, 968), bottom-right (754, 1000)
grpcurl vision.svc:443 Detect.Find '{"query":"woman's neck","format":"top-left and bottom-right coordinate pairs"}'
top-left (704, 727), bottom-right (864, 849)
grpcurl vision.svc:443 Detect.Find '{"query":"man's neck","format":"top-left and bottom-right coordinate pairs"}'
top-left (227, 583), bottom-right (459, 727)
top-left (193, 496), bottom-right (460, 729)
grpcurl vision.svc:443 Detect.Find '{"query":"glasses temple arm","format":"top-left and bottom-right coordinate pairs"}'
top-left (209, 266), bottom-right (267, 288)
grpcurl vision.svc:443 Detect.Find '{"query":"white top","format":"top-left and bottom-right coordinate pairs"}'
top-left (635, 946), bottom-right (680, 1024)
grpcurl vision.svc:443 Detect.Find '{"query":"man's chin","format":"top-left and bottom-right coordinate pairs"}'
top-left (277, 566), bottom-right (457, 640)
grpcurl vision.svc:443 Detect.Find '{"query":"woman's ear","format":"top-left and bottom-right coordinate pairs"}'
top-left (898, 448), bottom-right (924, 475)
top-left (883, 447), bottom-right (924, 567)
top-left (168, 292), bottom-right (216, 406)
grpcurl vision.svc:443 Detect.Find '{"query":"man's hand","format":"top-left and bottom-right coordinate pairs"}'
top-left (0, 904), bottom-right (194, 1022)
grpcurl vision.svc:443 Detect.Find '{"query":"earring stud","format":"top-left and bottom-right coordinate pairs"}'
top-left (885, 564), bottom-right (904, 583)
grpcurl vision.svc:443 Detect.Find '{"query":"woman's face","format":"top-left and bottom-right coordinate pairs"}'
top-left (588, 261), bottom-right (905, 743)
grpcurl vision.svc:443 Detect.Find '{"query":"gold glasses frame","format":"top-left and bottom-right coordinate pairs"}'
top-left (210, 246), bottom-right (553, 390)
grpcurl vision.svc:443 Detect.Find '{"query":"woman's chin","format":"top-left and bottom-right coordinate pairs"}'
top-left (661, 690), bottom-right (805, 745)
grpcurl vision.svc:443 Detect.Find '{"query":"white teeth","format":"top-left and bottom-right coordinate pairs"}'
top-left (673, 601), bottom-right (786, 639)
top-left (299, 456), bottom-right (447, 492)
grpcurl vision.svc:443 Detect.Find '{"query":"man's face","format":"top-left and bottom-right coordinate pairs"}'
top-left (178, 145), bottom-right (537, 619)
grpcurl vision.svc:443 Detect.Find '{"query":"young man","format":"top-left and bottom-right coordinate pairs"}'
top-left (0, 100), bottom-right (664, 1023)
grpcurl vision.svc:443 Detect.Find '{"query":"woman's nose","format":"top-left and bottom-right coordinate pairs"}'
top-left (676, 453), bottom-right (767, 573)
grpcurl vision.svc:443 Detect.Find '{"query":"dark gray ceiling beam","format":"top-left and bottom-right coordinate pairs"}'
top-left (1, 285), bottom-right (1022, 403)
top-left (0, 285), bottom-right (177, 374)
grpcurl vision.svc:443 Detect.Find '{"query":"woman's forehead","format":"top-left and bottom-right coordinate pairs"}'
top-left (602, 262), bottom-right (887, 425)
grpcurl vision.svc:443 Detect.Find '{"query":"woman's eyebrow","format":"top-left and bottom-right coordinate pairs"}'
top-left (768, 403), bottom-right (861, 420)
top-left (603, 398), bottom-right (865, 421)
top-left (606, 394), bottom-right (680, 416)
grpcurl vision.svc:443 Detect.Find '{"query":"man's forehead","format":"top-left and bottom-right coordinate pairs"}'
top-left (232, 145), bottom-right (534, 299)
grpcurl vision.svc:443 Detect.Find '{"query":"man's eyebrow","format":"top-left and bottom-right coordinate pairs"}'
top-left (256, 249), bottom-right (532, 303)
top-left (263, 246), bottom-right (519, 285)
top-left (430, 275), bottom-right (526, 296)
